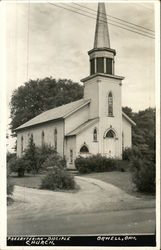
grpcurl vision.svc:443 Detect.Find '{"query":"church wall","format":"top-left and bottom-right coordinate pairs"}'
top-left (98, 77), bottom-right (123, 158)
top-left (65, 104), bottom-right (89, 135)
top-left (76, 121), bottom-right (99, 157)
top-left (64, 136), bottom-right (76, 169)
top-left (122, 116), bottom-right (132, 149)
top-left (84, 79), bottom-right (99, 119)
top-left (17, 120), bottom-right (64, 157)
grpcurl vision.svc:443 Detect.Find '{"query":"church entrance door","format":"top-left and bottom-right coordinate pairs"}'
top-left (104, 130), bottom-right (116, 158)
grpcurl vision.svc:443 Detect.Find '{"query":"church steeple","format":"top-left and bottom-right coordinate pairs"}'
top-left (87, 2), bottom-right (116, 76)
top-left (94, 3), bottom-right (110, 49)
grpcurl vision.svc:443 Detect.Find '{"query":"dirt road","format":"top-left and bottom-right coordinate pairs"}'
top-left (7, 176), bottom-right (155, 235)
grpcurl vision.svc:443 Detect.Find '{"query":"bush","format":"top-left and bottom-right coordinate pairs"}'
top-left (8, 156), bottom-right (30, 177)
top-left (7, 152), bottom-right (16, 163)
top-left (40, 166), bottom-right (76, 190)
top-left (129, 156), bottom-right (155, 193)
top-left (122, 146), bottom-right (142, 161)
top-left (42, 153), bottom-right (66, 170)
top-left (24, 142), bottom-right (59, 174)
top-left (75, 154), bottom-right (123, 174)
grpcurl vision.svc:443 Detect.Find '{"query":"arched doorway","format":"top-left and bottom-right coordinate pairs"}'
top-left (104, 129), bottom-right (116, 157)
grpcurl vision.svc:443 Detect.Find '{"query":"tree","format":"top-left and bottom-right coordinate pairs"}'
top-left (123, 107), bottom-right (155, 154)
top-left (10, 77), bottom-right (83, 135)
top-left (24, 137), bottom-right (40, 174)
top-left (122, 106), bottom-right (133, 119)
top-left (123, 107), bottom-right (155, 193)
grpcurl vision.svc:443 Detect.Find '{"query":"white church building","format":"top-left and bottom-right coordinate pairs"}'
top-left (15, 3), bottom-right (135, 168)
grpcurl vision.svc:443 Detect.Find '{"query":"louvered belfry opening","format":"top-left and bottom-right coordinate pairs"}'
top-left (88, 3), bottom-right (115, 76)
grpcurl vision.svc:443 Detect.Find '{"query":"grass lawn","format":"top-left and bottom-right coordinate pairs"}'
top-left (82, 171), bottom-right (155, 199)
top-left (9, 173), bottom-right (45, 189)
top-left (9, 171), bottom-right (155, 199)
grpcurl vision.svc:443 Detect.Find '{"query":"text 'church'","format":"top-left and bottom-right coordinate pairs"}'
top-left (15, 3), bottom-right (135, 168)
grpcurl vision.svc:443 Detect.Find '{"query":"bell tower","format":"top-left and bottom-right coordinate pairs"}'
top-left (89, 2), bottom-right (116, 76)
top-left (81, 2), bottom-right (124, 158)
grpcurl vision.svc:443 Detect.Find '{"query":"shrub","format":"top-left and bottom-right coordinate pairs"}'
top-left (24, 138), bottom-right (41, 174)
top-left (42, 153), bottom-right (66, 170)
top-left (40, 166), bottom-right (76, 190)
top-left (8, 156), bottom-right (30, 177)
top-left (122, 146), bottom-right (142, 161)
top-left (7, 152), bottom-right (16, 163)
top-left (129, 156), bottom-right (155, 193)
top-left (24, 142), bottom-right (59, 174)
top-left (75, 154), bottom-right (121, 174)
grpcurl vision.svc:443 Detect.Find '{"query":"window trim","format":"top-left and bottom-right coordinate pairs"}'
top-left (108, 91), bottom-right (113, 117)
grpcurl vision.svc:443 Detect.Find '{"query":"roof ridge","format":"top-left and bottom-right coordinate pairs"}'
top-left (15, 98), bottom-right (90, 131)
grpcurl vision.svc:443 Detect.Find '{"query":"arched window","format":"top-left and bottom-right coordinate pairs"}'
top-left (70, 149), bottom-right (73, 163)
top-left (21, 136), bottom-right (23, 154)
top-left (93, 128), bottom-right (98, 142)
top-left (54, 128), bottom-right (57, 151)
top-left (80, 145), bottom-right (89, 153)
top-left (108, 92), bottom-right (113, 116)
top-left (106, 130), bottom-right (115, 138)
top-left (41, 131), bottom-right (45, 147)
top-left (122, 132), bottom-right (124, 150)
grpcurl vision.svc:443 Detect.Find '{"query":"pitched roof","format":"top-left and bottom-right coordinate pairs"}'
top-left (15, 99), bottom-right (91, 131)
top-left (66, 118), bottom-right (99, 136)
top-left (122, 111), bottom-right (136, 126)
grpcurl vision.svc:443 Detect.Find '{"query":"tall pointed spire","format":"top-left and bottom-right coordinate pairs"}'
top-left (94, 3), bottom-right (110, 48)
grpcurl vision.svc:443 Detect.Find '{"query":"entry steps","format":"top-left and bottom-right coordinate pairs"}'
top-left (67, 169), bottom-right (79, 176)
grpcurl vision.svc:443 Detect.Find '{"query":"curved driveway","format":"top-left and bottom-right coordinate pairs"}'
top-left (7, 176), bottom-right (155, 235)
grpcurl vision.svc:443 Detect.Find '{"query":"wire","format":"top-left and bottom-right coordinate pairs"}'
top-left (49, 3), bottom-right (155, 40)
top-left (70, 3), bottom-right (154, 36)
top-left (73, 3), bottom-right (154, 34)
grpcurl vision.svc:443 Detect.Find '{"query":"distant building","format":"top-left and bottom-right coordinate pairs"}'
top-left (15, 3), bottom-right (135, 168)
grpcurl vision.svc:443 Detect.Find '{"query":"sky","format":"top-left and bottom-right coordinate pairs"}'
top-left (5, 1), bottom-right (155, 152)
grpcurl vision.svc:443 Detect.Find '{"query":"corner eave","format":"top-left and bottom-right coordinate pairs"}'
top-left (122, 111), bottom-right (136, 126)
top-left (81, 73), bottom-right (124, 83)
top-left (88, 47), bottom-right (116, 56)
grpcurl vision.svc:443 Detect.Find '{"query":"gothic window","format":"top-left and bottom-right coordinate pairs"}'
top-left (93, 128), bottom-right (98, 142)
top-left (80, 145), bottom-right (89, 153)
top-left (31, 133), bottom-right (33, 141)
top-left (106, 58), bottom-right (112, 74)
top-left (122, 132), bottom-right (124, 150)
top-left (106, 130), bottom-right (115, 138)
top-left (70, 149), bottom-right (73, 163)
top-left (96, 57), bottom-right (104, 73)
top-left (21, 136), bottom-right (23, 154)
top-left (41, 131), bottom-right (45, 147)
top-left (54, 128), bottom-right (57, 151)
top-left (108, 92), bottom-right (113, 116)
top-left (90, 58), bottom-right (95, 75)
